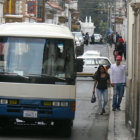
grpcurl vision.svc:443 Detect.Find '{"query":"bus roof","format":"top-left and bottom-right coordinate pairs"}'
top-left (0, 22), bottom-right (74, 39)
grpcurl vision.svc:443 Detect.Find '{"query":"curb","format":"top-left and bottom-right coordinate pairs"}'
top-left (107, 44), bottom-right (115, 140)
top-left (107, 88), bottom-right (115, 140)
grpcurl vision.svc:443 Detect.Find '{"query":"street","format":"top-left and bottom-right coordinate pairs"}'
top-left (0, 0), bottom-right (139, 139)
top-left (0, 43), bottom-right (110, 140)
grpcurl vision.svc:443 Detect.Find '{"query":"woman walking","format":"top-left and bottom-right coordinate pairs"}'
top-left (93, 65), bottom-right (110, 115)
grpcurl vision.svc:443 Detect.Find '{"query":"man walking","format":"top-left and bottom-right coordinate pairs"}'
top-left (85, 32), bottom-right (89, 46)
top-left (110, 55), bottom-right (126, 111)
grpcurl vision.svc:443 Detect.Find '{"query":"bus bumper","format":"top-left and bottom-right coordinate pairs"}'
top-left (0, 98), bottom-right (75, 121)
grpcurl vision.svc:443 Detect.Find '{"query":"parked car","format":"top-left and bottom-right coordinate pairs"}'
top-left (74, 36), bottom-right (80, 47)
top-left (72, 32), bottom-right (84, 56)
top-left (72, 32), bottom-right (84, 46)
top-left (77, 56), bottom-right (111, 78)
top-left (94, 33), bottom-right (103, 43)
top-left (82, 50), bottom-right (101, 57)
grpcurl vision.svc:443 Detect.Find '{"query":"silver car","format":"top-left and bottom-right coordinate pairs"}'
top-left (77, 56), bottom-right (111, 78)
top-left (94, 34), bottom-right (103, 43)
top-left (82, 50), bottom-right (101, 57)
top-left (72, 32), bottom-right (84, 56)
top-left (72, 32), bottom-right (84, 46)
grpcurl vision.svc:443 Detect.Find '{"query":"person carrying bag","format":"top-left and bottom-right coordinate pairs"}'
top-left (93, 65), bottom-right (110, 115)
top-left (91, 94), bottom-right (96, 103)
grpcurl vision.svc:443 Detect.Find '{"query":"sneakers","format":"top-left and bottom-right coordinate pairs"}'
top-left (117, 108), bottom-right (121, 111)
top-left (102, 108), bottom-right (106, 113)
top-left (98, 108), bottom-right (106, 115)
top-left (98, 112), bottom-right (103, 115)
top-left (112, 108), bottom-right (116, 111)
top-left (112, 108), bottom-right (121, 111)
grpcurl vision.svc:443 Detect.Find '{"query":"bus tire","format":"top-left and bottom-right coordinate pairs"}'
top-left (54, 120), bottom-right (73, 137)
top-left (0, 118), bottom-right (14, 128)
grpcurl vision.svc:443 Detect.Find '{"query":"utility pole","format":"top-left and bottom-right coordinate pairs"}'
top-left (108, 0), bottom-right (112, 30)
top-left (111, 0), bottom-right (117, 33)
top-left (114, 0), bottom-right (116, 33)
top-left (37, 0), bottom-right (45, 22)
top-left (8, 0), bottom-right (12, 14)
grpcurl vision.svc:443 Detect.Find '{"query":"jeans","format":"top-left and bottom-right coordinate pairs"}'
top-left (96, 88), bottom-right (108, 113)
top-left (112, 83), bottom-right (125, 109)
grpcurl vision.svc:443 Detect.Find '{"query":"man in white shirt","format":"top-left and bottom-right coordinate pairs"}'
top-left (110, 55), bottom-right (125, 111)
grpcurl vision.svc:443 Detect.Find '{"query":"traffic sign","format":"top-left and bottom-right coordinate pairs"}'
top-left (115, 17), bottom-right (123, 24)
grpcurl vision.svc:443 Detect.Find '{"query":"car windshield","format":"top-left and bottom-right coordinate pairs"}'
top-left (98, 59), bottom-right (110, 65)
top-left (0, 37), bottom-right (75, 83)
top-left (84, 58), bottom-right (110, 65)
top-left (83, 51), bottom-right (100, 57)
top-left (84, 54), bottom-right (99, 57)
top-left (94, 34), bottom-right (100, 37)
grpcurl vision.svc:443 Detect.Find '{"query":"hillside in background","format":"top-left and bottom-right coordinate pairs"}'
top-left (78, 0), bottom-right (109, 35)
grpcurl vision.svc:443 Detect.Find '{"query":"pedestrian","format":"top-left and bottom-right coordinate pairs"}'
top-left (118, 36), bottom-right (124, 44)
top-left (110, 55), bottom-right (126, 111)
top-left (123, 41), bottom-right (126, 60)
top-left (116, 32), bottom-right (120, 43)
top-left (117, 41), bottom-right (124, 57)
top-left (91, 33), bottom-right (95, 44)
top-left (85, 32), bottom-right (89, 46)
top-left (93, 65), bottom-right (110, 115)
top-left (108, 34), bottom-right (112, 47)
top-left (113, 40), bottom-right (124, 60)
top-left (81, 31), bottom-right (85, 37)
top-left (113, 41), bottom-right (119, 61)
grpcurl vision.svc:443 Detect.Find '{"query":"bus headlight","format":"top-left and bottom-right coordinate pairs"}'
top-left (43, 101), bottom-right (69, 107)
top-left (60, 102), bottom-right (68, 107)
top-left (52, 101), bottom-right (60, 107)
top-left (0, 99), bottom-right (8, 104)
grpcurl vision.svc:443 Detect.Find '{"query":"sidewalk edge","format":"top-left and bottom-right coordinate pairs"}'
top-left (107, 88), bottom-right (115, 140)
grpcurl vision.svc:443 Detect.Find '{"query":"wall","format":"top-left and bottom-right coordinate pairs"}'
top-left (0, 0), bottom-right (4, 23)
top-left (126, 1), bottom-right (140, 139)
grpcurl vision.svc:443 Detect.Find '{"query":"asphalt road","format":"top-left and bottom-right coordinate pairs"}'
top-left (0, 43), bottom-right (110, 140)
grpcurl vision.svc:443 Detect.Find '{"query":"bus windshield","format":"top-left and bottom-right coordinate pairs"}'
top-left (0, 37), bottom-right (75, 83)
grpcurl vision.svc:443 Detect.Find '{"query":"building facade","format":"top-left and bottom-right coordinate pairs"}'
top-left (0, 0), bottom-right (4, 23)
top-left (126, 0), bottom-right (140, 139)
top-left (1, 0), bottom-right (79, 30)
top-left (114, 0), bottom-right (127, 41)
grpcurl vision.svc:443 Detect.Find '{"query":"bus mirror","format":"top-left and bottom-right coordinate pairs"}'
top-left (75, 58), bottom-right (84, 72)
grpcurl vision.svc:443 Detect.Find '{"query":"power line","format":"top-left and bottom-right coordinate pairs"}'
top-left (78, 8), bottom-right (109, 11)
top-left (78, 0), bottom-right (113, 3)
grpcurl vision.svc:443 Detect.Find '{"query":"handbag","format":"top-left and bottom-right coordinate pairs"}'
top-left (91, 94), bottom-right (96, 103)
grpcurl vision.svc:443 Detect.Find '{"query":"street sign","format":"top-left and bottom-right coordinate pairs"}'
top-left (59, 16), bottom-right (66, 23)
top-left (46, 14), bottom-right (54, 19)
top-left (115, 17), bottom-right (123, 24)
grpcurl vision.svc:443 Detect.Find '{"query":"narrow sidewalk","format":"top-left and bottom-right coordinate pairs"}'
top-left (107, 44), bottom-right (134, 140)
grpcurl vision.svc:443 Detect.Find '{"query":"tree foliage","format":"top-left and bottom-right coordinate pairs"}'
top-left (78, 0), bottom-right (109, 35)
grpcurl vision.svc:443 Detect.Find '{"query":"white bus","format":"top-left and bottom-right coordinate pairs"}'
top-left (0, 23), bottom-right (83, 136)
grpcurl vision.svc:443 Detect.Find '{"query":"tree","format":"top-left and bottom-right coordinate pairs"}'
top-left (78, 0), bottom-right (109, 35)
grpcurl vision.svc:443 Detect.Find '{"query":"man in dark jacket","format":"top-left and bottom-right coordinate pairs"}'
top-left (85, 32), bottom-right (89, 46)
top-left (91, 34), bottom-right (95, 44)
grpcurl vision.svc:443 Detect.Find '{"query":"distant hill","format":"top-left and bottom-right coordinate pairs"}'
top-left (78, 0), bottom-right (109, 35)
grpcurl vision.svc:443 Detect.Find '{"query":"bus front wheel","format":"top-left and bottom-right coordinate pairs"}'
top-left (54, 120), bottom-right (73, 137)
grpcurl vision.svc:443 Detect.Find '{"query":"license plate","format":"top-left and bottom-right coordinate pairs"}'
top-left (23, 110), bottom-right (38, 118)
